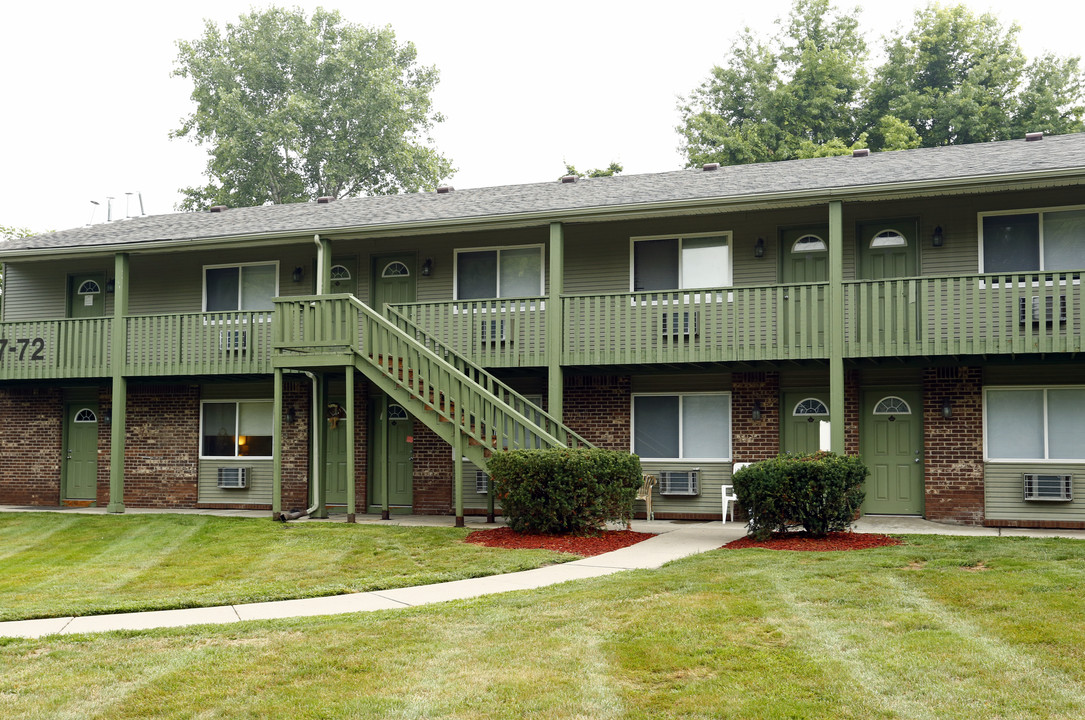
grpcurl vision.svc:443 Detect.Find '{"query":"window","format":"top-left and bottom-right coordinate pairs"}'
top-left (201, 401), bottom-right (273, 458)
top-left (74, 408), bottom-right (97, 423)
top-left (980, 208), bottom-right (1085, 272)
top-left (873, 396), bottom-right (911, 415)
top-left (632, 393), bottom-right (731, 460)
top-left (204, 263), bottom-right (278, 312)
top-left (380, 262), bottom-right (407, 278)
top-left (985, 387), bottom-right (1085, 461)
top-left (870, 230), bottom-right (908, 248)
top-left (455, 246), bottom-right (543, 299)
top-left (792, 234), bottom-right (827, 253)
top-left (632, 233), bottom-right (731, 291)
top-left (793, 398), bottom-right (829, 416)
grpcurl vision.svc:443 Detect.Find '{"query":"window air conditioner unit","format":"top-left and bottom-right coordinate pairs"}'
top-left (1019, 295), bottom-right (1066, 325)
top-left (661, 311), bottom-right (699, 337)
top-left (219, 329), bottom-right (248, 352)
top-left (481, 319), bottom-right (506, 343)
top-left (475, 470), bottom-right (490, 495)
top-left (1023, 473), bottom-right (1072, 502)
top-left (217, 467), bottom-right (250, 489)
top-left (659, 470), bottom-right (700, 496)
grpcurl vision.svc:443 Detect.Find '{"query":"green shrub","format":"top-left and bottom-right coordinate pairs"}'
top-left (487, 448), bottom-right (643, 534)
top-left (731, 452), bottom-right (868, 540)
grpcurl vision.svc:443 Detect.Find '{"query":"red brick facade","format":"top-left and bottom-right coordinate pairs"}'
top-left (732, 372), bottom-right (780, 463)
top-left (280, 380), bottom-right (312, 511)
top-left (0, 386), bottom-right (62, 504)
top-left (117, 384), bottom-right (200, 508)
top-left (411, 421), bottom-right (453, 515)
top-left (923, 367), bottom-right (984, 524)
top-left (562, 375), bottom-right (631, 451)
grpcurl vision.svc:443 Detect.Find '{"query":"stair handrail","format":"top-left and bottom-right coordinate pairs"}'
top-left (384, 303), bottom-right (594, 449)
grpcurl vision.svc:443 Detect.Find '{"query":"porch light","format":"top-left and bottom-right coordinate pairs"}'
top-left (285, 407), bottom-right (296, 424)
top-left (932, 226), bottom-right (944, 248)
top-left (106, 278), bottom-right (115, 293)
top-left (421, 258), bottom-right (433, 276)
top-left (754, 238), bottom-right (765, 258)
top-left (292, 266), bottom-right (304, 283)
top-left (102, 410), bottom-right (112, 425)
top-left (752, 400), bottom-right (762, 421)
top-left (941, 399), bottom-right (952, 419)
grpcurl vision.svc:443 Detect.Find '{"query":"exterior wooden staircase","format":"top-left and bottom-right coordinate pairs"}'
top-left (272, 295), bottom-right (592, 470)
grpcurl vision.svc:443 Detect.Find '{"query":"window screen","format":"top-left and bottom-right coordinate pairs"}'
top-left (202, 402), bottom-right (237, 457)
top-left (986, 389), bottom-right (1044, 459)
top-left (633, 396), bottom-right (679, 458)
top-left (682, 394), bottom-right (730, 458)
top-left (982, 214), bottom-right (1039, 272)
top-left (633, 239), bottom-right (679, 291)
top-left (682, 237), bottom-right (729, 289)
top-left (499, 247), bottom-right (542, 297)
top-left (1043, 209), bottom-right (1085, 271)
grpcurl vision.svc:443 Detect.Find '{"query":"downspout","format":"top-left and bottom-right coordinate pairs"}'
top-left (279, 369), bottom-right (323, 521)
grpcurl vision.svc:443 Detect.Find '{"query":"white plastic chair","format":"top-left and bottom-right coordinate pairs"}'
top-left (721, 484), bottom-right (738, 524)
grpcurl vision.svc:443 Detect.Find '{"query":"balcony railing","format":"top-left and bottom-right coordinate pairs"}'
top-left (0, 318), bottom-right (112, 380)
top-left (126, 311), bottom-right (273, 375)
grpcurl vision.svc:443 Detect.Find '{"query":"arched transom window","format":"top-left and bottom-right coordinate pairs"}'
top-left (873, 396), bottom-right (911, 415)
top-left (74, 408), bottom-right (97, 423)
top-left (387, 404), bottom-right (408, 420)
top-left (382, 262), bottom-right (410, 278)
top-left (870, 229), bottom-right (908, 248)
top-left (78, 280), bottom-right (101, 295)
top-left (792, 234), bottom-right (827, 253)
top-left (330, 265), bottom-right (351, 280)
top-left (793, 398), bottom-right (829, 417)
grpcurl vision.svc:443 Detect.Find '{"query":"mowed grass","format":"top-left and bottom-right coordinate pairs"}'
top-left (2, 535), bottom-right (1085, 719)
top-left (0, 513), bottom-right (573, 621)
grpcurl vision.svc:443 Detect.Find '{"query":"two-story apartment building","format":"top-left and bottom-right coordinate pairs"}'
top-left (2, 133), bottom-right (1084, 528)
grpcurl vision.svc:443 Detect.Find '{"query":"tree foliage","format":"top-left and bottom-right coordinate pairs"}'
top-left (679, 1), bottom-right (1085, 165)
top-left (172, 6), bottom-right (453, 210)
top-left (562, 161), bottom-right (623, 179)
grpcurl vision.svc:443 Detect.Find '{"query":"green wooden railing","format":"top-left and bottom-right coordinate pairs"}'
top-left (274, 296), bottom-right (587, 455)
top-left (561, 284), bottom-right (829, 365)
top-left (386, 305), bottom-right (593, 450)
top-left (844, 272), bottom-right (1085, 357)
top-left (126, 311), bottom-right (274, 375)
top-left (386, 297), bottom-right (547, 367)
top-left (0, 318), bottom-right (111, 379)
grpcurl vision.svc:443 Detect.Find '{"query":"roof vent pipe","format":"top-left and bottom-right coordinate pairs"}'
top-left (436, 185), bottom-right (454, 194)
top-left (852, 148), bottom-right (870, 157)
top-left (316, 196), bottom-right (335, 204)
top-left (702, 163), bottom-right (720, 171)
top-left (560, 175), bottom-right (578, 184)
top-left (1026, 131), bottom-right (1044, 141)
top-left (209, 205), bottom-right (228, 213)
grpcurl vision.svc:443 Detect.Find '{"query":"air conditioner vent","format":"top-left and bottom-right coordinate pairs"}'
top-left (217, 467), bottom-right (250, 489)
top-left (661, 311), bottom-right (699, 338)
top-left (219, 329), bottom-right (248, 352)
top-left (659, 470), bottom-right (700, 496)
top-left (475, 470), bottom-right (490, 495)
top-left (1019, 295), bottom-right (1066, 325)
top-left (1023, 473), bottom-right (1072, 502)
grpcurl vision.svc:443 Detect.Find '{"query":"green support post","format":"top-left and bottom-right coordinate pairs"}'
top-left (547, 222), bottom-right (564, 421)
top-left (311, 372), bottom-right (328, 519)
top-left (381, 396), bottom-right (390, 520)
top-left (107, 253), bottom-right (129, 513)
top-left (454, 429), bottom-right (464, 527)
top-left (272, 367), bottom-right (283, 519)
top-left (828, 201), bottom-right (846, 455)
top-left (486, 474), bottom-right (495, 523)
top-left (345, 367), bottom-right (356, 523)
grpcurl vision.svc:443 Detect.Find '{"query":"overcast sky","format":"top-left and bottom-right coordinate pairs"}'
top-left (3, 0), bottom-right (1083, 233)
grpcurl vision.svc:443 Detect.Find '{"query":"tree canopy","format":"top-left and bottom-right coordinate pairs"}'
top-left (679, 0), bottom-right (1085, 166)
top-left (172, 6), bottom-right (453, 210)
top-left (561, 161), bottom-right (623, 179)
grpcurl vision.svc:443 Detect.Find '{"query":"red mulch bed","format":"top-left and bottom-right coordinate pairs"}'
top-left (725, 531), bottom-right (903, 551)
top-left (464, 527), bottom-right (653, 557)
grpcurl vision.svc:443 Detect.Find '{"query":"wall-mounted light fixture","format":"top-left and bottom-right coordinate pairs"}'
top-left (421, 258), bottom-right (433, 277)
top-left (752, 400), bottom-right (763, 421)
top-left (106, 278), bottom-right (115, 293)
top-left (285, 407), bottom-right (296, 424)
top-left (754, 238), bottom-right (765, 259)
top-left (932, 226), bottom-right (944, 248)
top-left (292, 266), bottom-right (304, 283)
top-left (941, 398), bottom-right (952, 419)
top-left (103, 410), bottom-right (112, 425)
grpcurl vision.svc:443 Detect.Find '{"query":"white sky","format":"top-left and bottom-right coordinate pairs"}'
top-left (2, 0), bottom-right (1083, 233)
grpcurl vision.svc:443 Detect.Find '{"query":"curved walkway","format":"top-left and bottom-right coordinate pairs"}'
top-left (2, 512), bottom-right (1082, 640)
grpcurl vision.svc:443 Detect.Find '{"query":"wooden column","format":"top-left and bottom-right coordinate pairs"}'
top-left (547, 222), bottom-right (564, 421)
top-left (345, 366), bottom-right (356, 523)
top-left (828, 200), bottom-right (846, 455)
top-left (272, 367), bottom-right (283, 519)
top-left (380, 396), bottom-right (390, 520)
top-left (311, 372), bottom-right (328, 519)
top-left (453, 429), bottom-right (464, 527)
top-left (107, 252), bottom-right (129, 513)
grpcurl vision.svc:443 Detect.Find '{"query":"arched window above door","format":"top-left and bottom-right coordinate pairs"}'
top-left (387, 404), bottom-right (408, 420)
top-left (74, 408), bottom-right (97, 423)
top-left (382, 262), bottom-right (410, 278)
top-left (792, 235), bottom-right (827, 253)
top-left (330, 265), bottom-right (351, 280)
top-left (78, 280), bottom-right (101, 295)
top-left (792, 398), bottom-right (829, 416)
top-left (873, 396), bottom-right (911, 415)
top-left (870, 229), bottom-right (908, 248)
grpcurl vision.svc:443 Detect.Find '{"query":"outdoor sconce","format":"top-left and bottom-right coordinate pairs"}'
top-left (932, 226), bottom-right (944, 248)
top-left (754, 238), bottom-right (765, 258)
top-left (285, 407), bottom-right (296, 424)
top-left (292, 266), bottom-right (304, 283)
top-left (941, 399), bottom-right (952, 419)
top-left (421, 258), bottom-right (433, 277)
top-left (102, 410), bottom-right (112, 425)
top-left (752, 400), bottom-right (763, 421)
top-left (106, 278), bottom-right (115, 293)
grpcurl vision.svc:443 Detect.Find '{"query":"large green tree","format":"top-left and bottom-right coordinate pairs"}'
top-left (679, 1), bottom-right (1085, 165)
top-left (172, 7), bottom-right (453, 210)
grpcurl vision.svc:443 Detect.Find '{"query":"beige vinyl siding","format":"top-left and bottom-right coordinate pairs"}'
top-left (985, 462), bottom-right (1085, 523)
top-left (198, 459), bottom-right (274, 505)
top-left (3, 259), bottom-right (114, 321)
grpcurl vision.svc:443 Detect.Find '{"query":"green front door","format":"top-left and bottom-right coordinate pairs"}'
top-left (370, 401), bottom-right (413, 508)
top-left (329, 259), bottom-right (357, 296)
top-left (63, 405), bottom-right (98, 501)
top-left (324, 397), bottom-right (349, 507)
top-left (68, 274), bottom-right (106, 319)
top-left (857, 220), bottom-right (919, 347)
top-left (780, 227), bottom-right (829, 351)
top-left (372, 255), bottom-right (416, 312)
top-left (781, 392), bottom-right (830, 454)
top-left (861, 391), bottom-right (924, 515)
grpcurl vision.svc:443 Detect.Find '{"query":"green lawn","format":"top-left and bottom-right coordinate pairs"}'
top-left (2, 534), bottom-right (1084, 719)
top-left (0, 513), bottom-right (572, 621)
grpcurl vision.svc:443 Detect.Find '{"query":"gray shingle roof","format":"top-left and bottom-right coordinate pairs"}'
top-left (6, 134), bottom-right (1085, 255)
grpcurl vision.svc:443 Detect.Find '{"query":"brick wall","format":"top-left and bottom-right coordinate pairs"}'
top-left (845, 371), bottom-right (860, 456)
top-left (0, 386), bottom-right (63, 504)
top-left (923, 367), bottom-right (984, 524)
top-left (117, 384), bottom-right (200, 508)
top-left (351, 379), bottom-right (368, 515)
top-left (411, 421), bottom-right (452, 514)
top-left (562, 375), bottom-right (631, 450)
top-left (280, 380), bottom-right (311, 510)
top-left (732, 371), bottom-right (780, 462)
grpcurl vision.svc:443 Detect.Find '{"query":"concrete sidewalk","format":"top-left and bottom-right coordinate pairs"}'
top-left (0, 519), bottom-right (745, 640)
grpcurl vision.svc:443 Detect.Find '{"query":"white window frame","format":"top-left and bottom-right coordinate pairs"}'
top-left (630, 391), bottom-right (732, 462)
top-left (983, 385), bottom-right (1085, 463)
top-left (629, 231), bottom-right (733, 292)
top-left (978, 204), bottom-right (1085, 274)
top-left (202, 261), bottom-right (280, 313)
top-left (199, 399), bottom-right (274, 460)
top-left (453, 244), bottom-right (545, 300)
